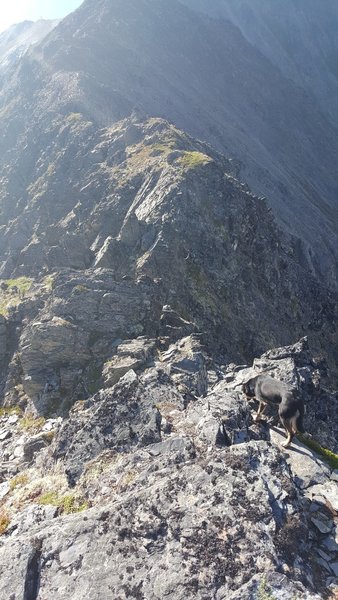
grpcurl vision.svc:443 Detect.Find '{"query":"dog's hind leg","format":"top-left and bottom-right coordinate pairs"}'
top-left (296, 406), bottom-right (305, 434)
top-left (280, 417), bottom-right (294, 448)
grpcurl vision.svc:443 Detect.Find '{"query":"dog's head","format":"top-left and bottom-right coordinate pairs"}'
top-left (242, 376), bottom-right (258, 399)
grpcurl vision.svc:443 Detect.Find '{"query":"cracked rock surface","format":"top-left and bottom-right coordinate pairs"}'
top-left (0, 337), bottom-right (337, 599)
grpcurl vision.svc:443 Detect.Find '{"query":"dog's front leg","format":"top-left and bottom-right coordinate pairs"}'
top-left (253, 401), bottom-right (267, 422)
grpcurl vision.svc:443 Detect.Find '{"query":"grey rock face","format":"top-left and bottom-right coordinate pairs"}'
top-left (0, 115), bottom-right (336, 396)
top-left (1, 116), bottom-right (335, 416)
top-left (160, 335), bottom-right (208, 399)
top-left (0, 441), bottom-right (319, 600)
top-left (51, 370), bottom-right (162, 484)
top-left (0, 315), bottom-right (6, 360)
top-left (103, 336), bottom-right (156, 387)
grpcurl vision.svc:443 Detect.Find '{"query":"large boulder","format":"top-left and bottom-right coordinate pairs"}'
top-left (51, 370), bottom-right (162, 484)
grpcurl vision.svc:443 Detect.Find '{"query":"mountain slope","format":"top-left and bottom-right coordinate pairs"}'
top-left (0, 115), bottom-right (337, 413)
top-left (1, 0), bottom-right (337, 285)
top-left (182, 0), bottom-right (338, 127)
top-left (0, 4), bottom-right (337, 598)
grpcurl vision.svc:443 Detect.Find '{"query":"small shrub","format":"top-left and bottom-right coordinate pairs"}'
top-left (0, 510), bottom-right (10, 535)
top-left (38, 491), bottom-right (88, 514)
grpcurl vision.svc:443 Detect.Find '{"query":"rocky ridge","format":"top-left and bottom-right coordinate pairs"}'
top-left (0, 117), bottom-right (336, 420)
top-left (0, 336), bottom-right (337, 599)
top-left (0, 2), bottom-right (337, 597)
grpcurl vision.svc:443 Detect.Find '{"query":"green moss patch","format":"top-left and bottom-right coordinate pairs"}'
top-left (0, 277), bottom-right (34, 315)
top-left (178, 151), bottom-right (212, 169)
top-left (298, 434), bottom-right (338, 470)
top-left (4, 277), bottom-right (33, 296)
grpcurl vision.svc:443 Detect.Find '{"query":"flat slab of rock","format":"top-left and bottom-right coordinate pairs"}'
top-left (103, 337), bottom-right (156, 386)
top-left (270, 428), bottom-right (330, 489)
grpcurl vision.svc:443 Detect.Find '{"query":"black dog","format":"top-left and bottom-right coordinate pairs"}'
top-left (242, 374), bottom-right (305, 448)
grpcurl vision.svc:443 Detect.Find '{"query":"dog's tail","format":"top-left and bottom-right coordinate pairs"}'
top-left (296, 402), bottom-right (305, 433)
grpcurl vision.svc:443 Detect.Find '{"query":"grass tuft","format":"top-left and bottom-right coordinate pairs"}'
top-left (4, 277), bottom-right (33, 296)
top-left (9, 473), bottom-right (29, 492)
top-left (0, 406), bottom-right (22, 418)
top-left (38, 491), bottom-right (89, 514)
top-left (20, 414), bottom-right (45, 433)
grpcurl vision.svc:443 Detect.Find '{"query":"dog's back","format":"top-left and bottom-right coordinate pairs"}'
top-left (243, 374), bottom-right (305, 446)
top-left (255, 375), bottom-right (289, 405)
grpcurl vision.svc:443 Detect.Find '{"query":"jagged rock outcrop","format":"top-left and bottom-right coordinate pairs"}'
top-left (102, 337), bottom-right (157, 387)
top-left (0, 337), bottom-right (337, 598)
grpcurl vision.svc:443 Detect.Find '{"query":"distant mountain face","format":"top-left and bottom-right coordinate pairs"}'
top-left (182, 0), bottom-right (338, 127)
top-left (0, 19), bottom-right (59, 77)
top-left (0, 0), bottom-right (337, 288)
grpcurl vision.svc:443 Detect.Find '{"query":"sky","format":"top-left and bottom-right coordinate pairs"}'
top-left (0, 0), bottom-right (83, 33)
